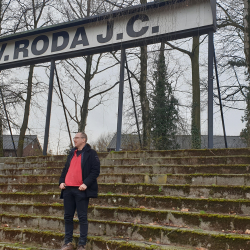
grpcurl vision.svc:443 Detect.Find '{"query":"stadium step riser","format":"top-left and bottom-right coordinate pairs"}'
top-left (2, 174), bottom-right (250, 186)
top-left (0, 168), bottom-right (62, 176)
top-left (0, 174), bottom-right (168, 184)
top-left (1, 164), bottom-right (250, 176)
top-left (102, 156), bottom-right (250, 166)
top-left (100, 164), bottom-right (250, 175)
top-left (1, 207), bottom-right (250, 232)
top-left (0, 225), bottom-right (250, 250)
top-left (108, 148), bottom-right (250, 158)
top-left (5, 156), bottom-right (66, 163)
top-left (0, 231), bottom-right (197, 250)
top-left (0, 176), bottom-right (59, 184)
top-left (0, 203), bottom-right (64, 217)
top-left (0, 194), bottom-right (250, 215)
top-left (2, 164), bottom-right (250, 176)
top-left (2, 183), bottom-right (250, 199)
top-left (0, 163), bottom-right (64, 171)
top-left (0, 228), bottom-right (64, 249)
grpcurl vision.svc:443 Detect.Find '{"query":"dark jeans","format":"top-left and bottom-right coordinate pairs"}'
top-left (63, 187), bottom-right (89, 246)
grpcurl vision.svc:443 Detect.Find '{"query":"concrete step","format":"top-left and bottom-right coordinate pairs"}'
top-left (1, 220), bottom-right (250, 249)
top-left (92, 194), bottom-right (250, 215)
top-left (2, 183), bottom-right (250, 199)
top-left (0, 183), bottom-right (59, 193)
top-left (0, 162), bottom-right (64, 170)
top-left (4, 155), bottom-right (66, 164)
top-left (2, 204), bottom-right (250, 233)
top-left (0, 173), bottom-right (168, 184)
top-left (102, 155), bottom-right (250, 166)
top-left (101, 164), bottom-right (250, 175)
top-left (0, 175), bottom-right (60, 184)
top-left (88, 206), bottom-right (250, 233)
top-left (99, 173), bottom-right (250, 186)
top-left (2, 149), bottom-right (250, 250)
top-left (1, 193), bottom-right (250, 215)
top-left (98, 173), bottom-right (168, 184)
top-left (0, 167), bottom-right (63, 175)
top-left (0, 233), bottom-right (197, 250)
top-left (0, 241), bottom-right (197, 250)
top-left (0, 242), bottom-right (48, 250)
top-left (2, 163), bottom-right (250, 176)
top-left (2, 152), bottom-right (107, 165)
top-left (2, 173), bottom-right (250, 185)
top-left (98, 183), bottom-right (250, 199)
top-left (0, 202), bottom-right (65, 217)
top-left (108, 148), bottom-right (250, 159)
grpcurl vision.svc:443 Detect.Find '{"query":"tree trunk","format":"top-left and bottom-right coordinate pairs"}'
top-left (244, 0), bottom-right (250, 76)
top-left (79, 55), bottom-right (92, 132)
top-left (244, 0), bottom-right (250, 146)
top-left (78, 0), bottom-right (91, 132)
top-left (0, 1), bottom-right (3, 157)
top-left (191, 36), bottom-right (201, 149)
top-left (0, 116), bottom-right (3, 157)
top-left (138, 0), bottom-right (150, 149)
top-left (17, 64), bottom-right (34, 157)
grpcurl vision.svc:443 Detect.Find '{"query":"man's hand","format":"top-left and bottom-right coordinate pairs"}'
top-left (79, 183), bottom-right (87, 191)
top-left (59, 183), bottom-right (66, 190)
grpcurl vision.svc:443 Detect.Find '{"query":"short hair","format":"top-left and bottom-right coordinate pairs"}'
top-left (79, 132), bottom-right (88, 142)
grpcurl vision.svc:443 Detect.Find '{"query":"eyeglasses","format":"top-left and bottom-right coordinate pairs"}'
top-left (73, 137), bottom-right (84, 140)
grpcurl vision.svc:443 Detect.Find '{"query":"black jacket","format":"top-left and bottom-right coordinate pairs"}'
top-left (59, 144), bottom-right (100, 199)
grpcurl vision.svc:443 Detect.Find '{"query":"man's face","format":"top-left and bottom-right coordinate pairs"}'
top-left (73, 133), bottom-right (86, 149)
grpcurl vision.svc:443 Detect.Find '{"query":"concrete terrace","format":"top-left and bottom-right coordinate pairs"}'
top-left (0, 149), bottom-right (250, 249)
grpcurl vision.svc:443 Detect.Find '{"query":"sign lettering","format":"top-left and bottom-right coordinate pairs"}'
top-left (14, 40), bottom-right (29, 59)
top-left (0, 0), bottom-right (215, 70)
top-left (31, 35), bottom-right (49, 55)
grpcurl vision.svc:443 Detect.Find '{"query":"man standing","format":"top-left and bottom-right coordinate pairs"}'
top-left (59, 132), bottom-right (100, 250)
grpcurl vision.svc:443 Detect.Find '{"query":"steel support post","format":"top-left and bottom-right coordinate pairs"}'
top-left (208, 32), bottom-right (214, 148)
top-left (116, 48), bottom-right (125, 151)
top-left (43, 60), bottom-right (55, 155)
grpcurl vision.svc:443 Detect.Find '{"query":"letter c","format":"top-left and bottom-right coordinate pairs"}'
top-left (126, 14), bottom-right (149, 38)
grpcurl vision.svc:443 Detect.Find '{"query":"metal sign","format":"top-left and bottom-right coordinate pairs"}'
top-left (0, 0), bottom-right (215, 70)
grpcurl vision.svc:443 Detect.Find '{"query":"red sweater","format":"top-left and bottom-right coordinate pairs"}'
top-left (65, 150), bottom-right (83, 186)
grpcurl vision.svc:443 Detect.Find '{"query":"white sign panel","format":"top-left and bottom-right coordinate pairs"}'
top-left (0, 0), bottom-right (215, 69)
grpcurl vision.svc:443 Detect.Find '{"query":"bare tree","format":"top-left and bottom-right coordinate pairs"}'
top-left (16, 0), bottom-right (53, 156)
top-left (215, 0), bottom-right (250, 144)
top-left (0, 0), bottom-right (30, 156)
top-left (92, 132), bottom-right (114, 152)
top-left (53, 0), bottom-right (120, 132)
top-left (165, 36), bottom-right (203, 148)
